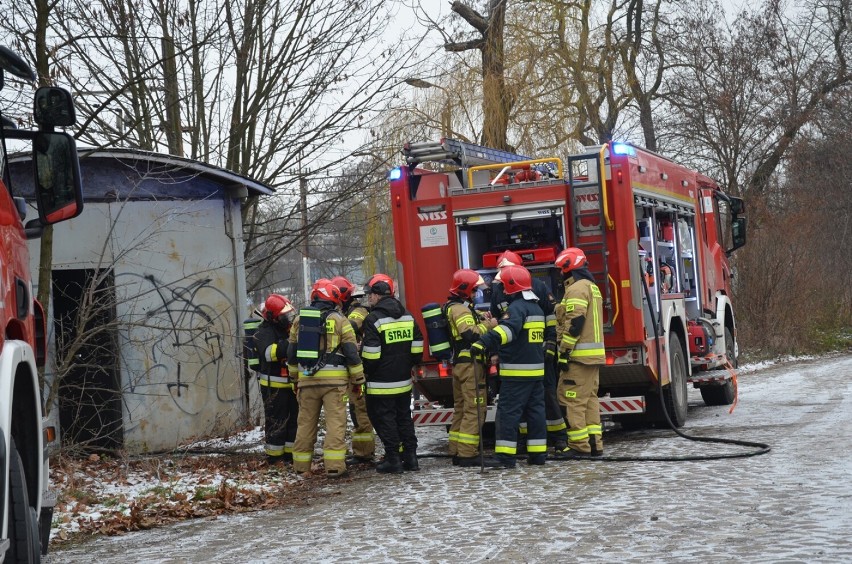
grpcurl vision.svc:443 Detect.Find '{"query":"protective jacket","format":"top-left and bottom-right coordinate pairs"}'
top-left (490, 277), bottom-right (556, 343)
top-left (556, 267), bottom-right (605, 365)
top-left (254, 319), bottom-right (292, 387)
top-left (479, 294), bottom-right (546, 380)
top-left (445, 298), bottom-right (490, 364)
top-left (287, 300), bottom-right (365, 388)
top-left (345, 303), bottom-right (370, 339)
top-left (361, 296), bottom-right (424, 394)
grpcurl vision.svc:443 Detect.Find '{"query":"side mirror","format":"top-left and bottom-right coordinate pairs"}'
top-left (33, 131), bottom-right (83, 224)
top-left (729, 196), bottom-right (745, 216)
top-left (33, 87), bottom-right (76, 128)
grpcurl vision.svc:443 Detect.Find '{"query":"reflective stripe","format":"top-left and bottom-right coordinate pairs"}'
top-left (284, 442), bottom-right (294, 454)
top-left (525, 315), bottom-right (545, 323)
top-left (301, 309), bottom-right (322, 318)
top-left (494, 325), bottom-right (512, 344)
top-left (431, 341), bottom-right (451, 352)
top-left (362, 348), bottom-right (381, 360)
top-left (324, 449), bottom-right (347, 461)
top-left (457, 314), bottom-right (475, 325)
top-left (299, 350), bottom-right (320, 359)
top-left (527, 439), bottom-right (547, 453)
top-left (352, 432), bottom-right (374, 443)
top-left (366, 379), bottom-right (412, 395)
top-left (495, 440), bottom-right (516, 455)
top-left (448, 431), bottom-right (460, 444)
top-left (562, 334), bottom-right (579, 347)
top-left (546, 314), bottom-right (557, 327)
top-left (265, 343), bottom-right (279, 362)
top-left (349, 310), bottom-right (366, 320)
top-left (374, 314), bottom-right (416, 328)
top-left (411, 340), bottom-right (424, 354)
top-left (572, 344), bottom-right (605, 357)
top-left (293, 452), bottom-right (312, 463)
top-left (568, 427), bottom-right (589, 441)
top-left (500, 362), bottom-right (545, 378)
top-left (588, 424), bottom-right (602, 436)
top-left (244, 320), bottom-right (262, 330)
top-left (457, 432), bottom-right (480, 445)
top-left (546, 418), bottom-right (567, 432)
top-left (561, 298), bottom-right (588, 307)
top-left (248, 358), bottom-right (260, 366)
top-left (265, 444), bottom-right (285, 457)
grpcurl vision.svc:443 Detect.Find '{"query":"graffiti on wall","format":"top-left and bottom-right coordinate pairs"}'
top-left (116, 272), bottom-right (240, 426)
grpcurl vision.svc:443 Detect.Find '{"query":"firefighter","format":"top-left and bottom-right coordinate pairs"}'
top-left (490, 250), bottom-right (566, 451)
top-left (360, 274), bottom-right (424, 473)
top-left (287, 279), bottom-right (366, 477)
top-left (553, 248), bottom-right (606, 458)
top-left (470, 265), bottom-right (547, 468)
top-left (331, 275), bottom-right (376, 462)
top-left (253, 294), bottom-right (297, 465)
top-left (444, 269), bottom-right (497, 466)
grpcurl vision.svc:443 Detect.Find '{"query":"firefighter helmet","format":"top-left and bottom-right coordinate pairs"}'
top-left (496, 250), bottom-right (523, 268)
top-left (555, 247), bottom-right (588, 273)
top-left (264, 294), bottom-right (294, 321)
top-left (500, 265), bottom-right (532, 295)
top-left (331, 276), bottom-right (356, 302)
top-left (365, 273), bottom-right (394, 296)
top-left (310, 278), bottom-right (342, 305)
top-left (449, 269), bottom-right (486, 299)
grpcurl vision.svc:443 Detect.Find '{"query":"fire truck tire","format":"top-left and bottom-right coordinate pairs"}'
top-left (7, 437), bottom-right (40, 563)
top-left (701, 327), bottom-right (737, 406)
top-left (662, 334), bottom-right (688, 427)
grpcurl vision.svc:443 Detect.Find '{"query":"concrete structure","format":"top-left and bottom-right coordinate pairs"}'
top-left (11, 149), bottom-right (273, 453)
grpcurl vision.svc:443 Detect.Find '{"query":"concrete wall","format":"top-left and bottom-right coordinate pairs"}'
top-left (31, 197), bottom-right (256, 452)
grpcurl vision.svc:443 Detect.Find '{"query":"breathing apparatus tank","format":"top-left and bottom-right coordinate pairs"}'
top-left (295, 306), bottom-right (326, 374)
top-left (421, 302), bottom-right (452, 361)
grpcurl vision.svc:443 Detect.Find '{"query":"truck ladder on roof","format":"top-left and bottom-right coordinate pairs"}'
top-left (403, 138), bottom-right (531, 168)
top-left (566, 149), bottom-right (615, 333)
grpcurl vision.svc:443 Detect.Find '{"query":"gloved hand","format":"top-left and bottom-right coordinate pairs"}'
top-left (558, 349), bottom-right (571, 366)
top-left (544, 341), bottom-right (557, 358)
top-left (469, 341), bottom-right (487, 361)
top-left (352, 383), bottom-right (364, 399)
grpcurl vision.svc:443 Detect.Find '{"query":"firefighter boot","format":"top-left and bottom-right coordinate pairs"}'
top-left (402, 451), bottom-right (420, 472)
top-left (376, 453), bottom-right (404, 474)
top-left (589, 435), bottom-right (603, 457)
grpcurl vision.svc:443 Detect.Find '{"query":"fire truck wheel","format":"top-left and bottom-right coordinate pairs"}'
top-left (701, 327), bottom-right (737, 406)
top-left (7, 437), bottom-right (40, 563)
top-left (662, 333), bottom-right (688, 427)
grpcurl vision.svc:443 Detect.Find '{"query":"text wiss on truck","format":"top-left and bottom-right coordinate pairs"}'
top-left (0, 46), bottom-right (84, 562)
top-left (389, 138), bottom-right (746, 429)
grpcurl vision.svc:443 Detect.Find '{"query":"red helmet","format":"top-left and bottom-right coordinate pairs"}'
top-left (496, 250), bottom-right (523, 268)
top-left (331, 276), bottom-right (355, 302)
top-left (555, 247), bottom-right (588, 273)
top-left (264, 294), bottom-right (294, 321)
top-left (500, 265), bottom-right (532, 295)
top-left (449, 269), bottom-right (485, 299)
top-left (311, 278), bottom-right (342, 305)
top-left (365, 273), bottom-right (394, 296)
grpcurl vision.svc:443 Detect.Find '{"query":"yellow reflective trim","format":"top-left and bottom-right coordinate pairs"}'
top-left (494, 325), bottom-right (510, 344)
top-left (301, 310), bottom-right (322, 318)
top-left (293, 452), bottom-right (312, 462)
top-left (527, 444), bottom-right (547, 453)
top-left (495, 445), bottom-right (516, 455)
top-left (561, 298), bottom-right (588, 307)
top-left (366, 383), bottom-right (412, 395)
top-left (362, 351), bottom-right (380, 359)
top-left (547, 422), bottom-right (567, 432)
top-left (258, 380), bottom-right (294, 389)
top-left (265, 446), bottom-right (285, 456)
top-left (411, 345), bottom-right (424, 353)
top-left (500, 368), bottom-right (545, 377)
top-left (457, 433), bottom-right (480, 445)
top-left (568, 427), bottom-right (589, 440)
top-left (572, 348), bottom-right (605, 357)
top-left (324, 449), bottom-right (347, 460)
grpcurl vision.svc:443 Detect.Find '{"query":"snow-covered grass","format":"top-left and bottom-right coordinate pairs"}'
top-left (49, 426), bottom-right (299, 544)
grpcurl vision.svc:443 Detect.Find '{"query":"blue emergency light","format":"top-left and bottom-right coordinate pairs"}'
top-left (611, 143), bottom-right (636, 156)
top-left (389, 167), bottom-right (403, 180)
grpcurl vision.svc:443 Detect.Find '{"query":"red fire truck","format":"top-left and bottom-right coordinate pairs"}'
top-left (0, 46), bottom-right (84, 561)
top-left (389, 138), bottom-right (746, 428)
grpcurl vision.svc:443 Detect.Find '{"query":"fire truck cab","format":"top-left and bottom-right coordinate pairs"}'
top-left (0, 45), bottom-right (84, 562)
top-left (389, 138), bottom-right (745, 428)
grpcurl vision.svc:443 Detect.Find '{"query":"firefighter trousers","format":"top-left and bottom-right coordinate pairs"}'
top-left (292, 385), bottom-right (349, 475)
top-left (542, 355), bottom-right (568, 446)
top-left (366, 391), bottom-right (417, 458)
top-left (448, 362), bottom-right (487, 458)
top-left (259, 382), bottom-right (298, 462)
top-left (494, 378), bottom-right (547, 463)
top-left (557, 362), bottom-right (603, 454)
top-left (348, 390), bottom-right (375, 459)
